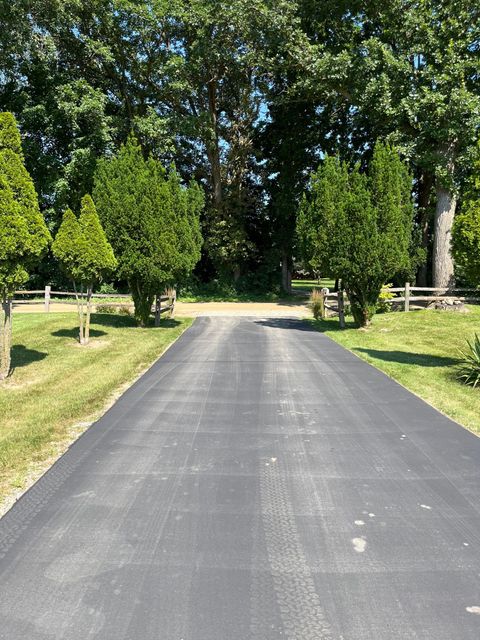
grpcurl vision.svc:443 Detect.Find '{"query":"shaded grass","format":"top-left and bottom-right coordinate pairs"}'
top-left (311, 307), bottom-right (480, 433)
top-left (0, 313), bottom-right (192, 504)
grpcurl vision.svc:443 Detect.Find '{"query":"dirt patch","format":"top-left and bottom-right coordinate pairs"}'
top-left (174, 301), bottom-right (310, 317)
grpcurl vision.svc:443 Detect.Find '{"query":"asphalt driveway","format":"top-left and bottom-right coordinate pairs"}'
top-left (1, 317), bottom-right (480, 639)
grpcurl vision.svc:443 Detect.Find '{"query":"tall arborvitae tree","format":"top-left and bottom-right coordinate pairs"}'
top-left (297, 155), bottom-right (350, 278)
top-left (298, 142), bottom-right (416, 326)
top-left (93, 136), bottom-right (203, 326)
top-left (52, 195), bottom-right (116, 344)
top-left (0, 112), bottom-right (50, 378)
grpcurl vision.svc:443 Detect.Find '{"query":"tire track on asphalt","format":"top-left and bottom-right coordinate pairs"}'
top-left (254, 457), bottom-right (335, 640)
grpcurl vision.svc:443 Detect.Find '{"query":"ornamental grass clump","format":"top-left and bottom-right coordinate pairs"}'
top-left (457, 334), bottom-right (480, 388)
top-left (309, 288), bottom-right (325, 320)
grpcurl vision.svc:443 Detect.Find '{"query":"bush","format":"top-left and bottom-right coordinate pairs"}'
top-left (457, 334), bottom-right (480, 388)
top-left (377, 284), bottom-right (395, 314)
top-left (118, 306), bottom-right (133, 316)
top-left (98, 282), bottom-right (119, 295)
top-left (95, 303), bottom-right (119, 314)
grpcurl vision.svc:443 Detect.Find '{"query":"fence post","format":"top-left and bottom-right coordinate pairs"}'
top-left (171, 288), bottom-right (177, 318)
top-left (404, 282), bottom-right (410, 313)
top-left (154, 294), bottom-right (161, 327)
top-left (338, 290), bottom-right (346, 329)
top-left (44, 285), bottom-right (51, 313)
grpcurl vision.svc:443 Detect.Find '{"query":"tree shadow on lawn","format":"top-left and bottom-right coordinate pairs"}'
top-left (354, 348), bottom-right (461, 368)
top-left (89, 313), bottom-right (183, 329)
top-left (10, 344), bottom-right (47, 374)
top-left (51, 327), bottom-right (107, 339)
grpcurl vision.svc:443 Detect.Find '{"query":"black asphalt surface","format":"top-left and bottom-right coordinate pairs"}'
top-left (1, 316), bottom-right (480, 639)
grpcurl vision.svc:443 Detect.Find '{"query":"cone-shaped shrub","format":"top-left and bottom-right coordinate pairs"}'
top-left (93, 135), bottom-right (203, 326)
top-left (52, 195), bottom-right (116, 344)
top-left (0, 112), bottom-right (50, 378)
top-left (298, 142), bottom-right (416, 327)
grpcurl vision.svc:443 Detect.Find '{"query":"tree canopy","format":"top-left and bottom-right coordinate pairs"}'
top-left (1, 1), bottom-right (479, 295)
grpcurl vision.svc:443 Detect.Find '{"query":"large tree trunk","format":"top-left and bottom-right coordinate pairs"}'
top-left (433, 184), bottom-right (456, 288)
top-left (281, 252), bottom-right (292, 294)
top-left (0, 295), bottom-right (12, 380)
top-left (416, 170), bottom-right (434, 287)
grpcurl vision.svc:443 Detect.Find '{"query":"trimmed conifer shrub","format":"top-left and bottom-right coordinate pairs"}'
top-left (297, 142), bottom-right (417, 327)
top-left (93, 135), bottom-right (203, 326)
top-left (52, 195), bottom-right (116, 344)
top-left (0, 112), bottom-right (50, 378)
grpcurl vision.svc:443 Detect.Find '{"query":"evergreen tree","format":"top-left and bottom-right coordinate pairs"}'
top-left (452, 145), bottom-right (480, 288)
top-left (52, 195), bottom-right (116, 344)
top-left (298, 142), bottom-right (416, 327)
top-left (93, 136), bottom-right (203, 326)
top-left (0, 112), bottom-right (50, 379)
top-left (297, 155), bottom-right (350, 278)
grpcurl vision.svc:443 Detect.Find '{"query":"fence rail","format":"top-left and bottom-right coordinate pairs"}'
top-left (314, 283), bottom-right (480, 328)
top-left (12, 286), bottom-right (176, 318)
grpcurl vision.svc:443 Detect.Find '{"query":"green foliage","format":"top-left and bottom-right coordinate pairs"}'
top-left (78, 195), bottom-right (117, 284)
top-left (93, 136), bottom-right (203, 325)
top-left (0, 112), bottom-right (50, 297)
top-left (0, 113), bottom-right (23, 155)
top-left (457, 334), bottom-right (480, 388)
top-left (51, 208), bottom-right (85, 283)
top-left (297, 156), bottom-right (350, 276)
top-left (377, 284), bottom-right (395, 314)
top-left (52, 196), bottom-right (116, 286)
top-left (298, 142), bottom-right (416, 327)
top-left (452, 145), bottom-right (480, 286)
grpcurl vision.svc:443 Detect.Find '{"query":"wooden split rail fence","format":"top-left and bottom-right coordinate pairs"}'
top-left (12, 286), bottom-right (176, 320)
top-left (317, 284), bottom-right (480, 328)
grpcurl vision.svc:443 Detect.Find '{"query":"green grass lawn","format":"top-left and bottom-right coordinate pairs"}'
top-left (292, 278), bottom-right (336, 292)
top-left (178, 291), bottom-right (289, 303)
top-left (312, 306), bottom-right (480, 434)
top-left (0, 312), bottom-right (192, 507)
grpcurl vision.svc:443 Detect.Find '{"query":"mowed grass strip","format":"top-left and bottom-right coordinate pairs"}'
top-left (0, 312), bottom-right (192, 505)
top-left (291, 278), bottom-right (336, 292)
top-left (311, 306), bottom-right (480, 434)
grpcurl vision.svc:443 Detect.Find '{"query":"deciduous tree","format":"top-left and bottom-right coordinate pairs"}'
top-left (452, 145), bottom-right (480, 288)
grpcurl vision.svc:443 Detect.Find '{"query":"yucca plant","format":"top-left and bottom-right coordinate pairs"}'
top-left (457, 334), bottom-right (480, 388)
